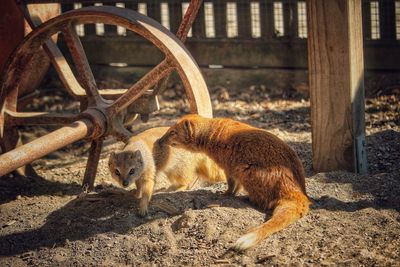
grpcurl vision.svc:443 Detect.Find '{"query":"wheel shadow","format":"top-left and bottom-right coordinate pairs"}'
top-left (0, 175), bottom-right (82, 205)
top-left (0, 187), bottom-right (253, 256)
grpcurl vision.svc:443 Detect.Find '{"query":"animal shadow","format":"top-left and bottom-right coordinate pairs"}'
top-left (0, 186), bottom-right (252, 256)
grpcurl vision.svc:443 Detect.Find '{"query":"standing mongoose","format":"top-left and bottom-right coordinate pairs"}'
top-left (108, 127), bottom-right (226, 216)
top-left (158, 115), bottom-right (311, 250)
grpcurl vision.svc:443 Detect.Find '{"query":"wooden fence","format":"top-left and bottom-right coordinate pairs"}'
top-left (60, 0), bottom-right (400, 70)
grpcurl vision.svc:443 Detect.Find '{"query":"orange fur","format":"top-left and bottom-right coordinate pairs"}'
top-left (159, 114), bottom-right (311, 250)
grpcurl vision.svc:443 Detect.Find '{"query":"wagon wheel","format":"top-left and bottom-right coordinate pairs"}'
top-left (0, 6), bottom-right (212, 188)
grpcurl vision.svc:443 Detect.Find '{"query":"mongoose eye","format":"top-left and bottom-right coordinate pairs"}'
top-left (129, 168), bottom-right (135, 175)
top-left (115, 169), bottom-right (121, 176)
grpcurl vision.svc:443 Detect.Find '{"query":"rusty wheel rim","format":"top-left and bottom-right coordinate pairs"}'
top-left (0, 6), bottom-right (212, 137)
top-left (0, 4), bottom-right (211, 181)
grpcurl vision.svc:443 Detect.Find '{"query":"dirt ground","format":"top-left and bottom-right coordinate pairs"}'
top-left (0, 84), bottom-right (399, 266)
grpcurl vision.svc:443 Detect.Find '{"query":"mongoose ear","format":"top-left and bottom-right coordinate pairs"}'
top-left (129, 150), bottom-right (138, 159)
top-left (110, 152), bottom-right (115, 159)
top-left (183, 119), bottom-right (194, 139)
top-left (130, 150), bottom-right (142, 159)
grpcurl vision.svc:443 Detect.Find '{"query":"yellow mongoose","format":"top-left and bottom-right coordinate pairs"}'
top-left (158, 115), bottom-right (311, 251)
top-left (108, 127), bottom-right (226, 216)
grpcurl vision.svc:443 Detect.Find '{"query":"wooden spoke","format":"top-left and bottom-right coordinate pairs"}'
top-left (62, 25), bottom-right (103, 105)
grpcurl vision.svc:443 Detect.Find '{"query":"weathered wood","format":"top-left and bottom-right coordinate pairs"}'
top-left (0, 0), bottom-right (24, 74)
top-left (147, 1), bottom-right (161, 23)
top-left (307, 0), bottom-right (367, 173)
top-left (103, 3), bottom-right (117, 35)
top-left (170, 0), bottom-right (183, 35)
top-left (214, 0), bottom-right (226, 38)
top-left (237, 1), bottom-right (251, 38)
top-left (362, 0), bottom-right (371, 40)
top-left (192, 2), bottom-right (205, 38)
top-left (380, 0), bottom-right (396, 40)
top-left (75, 37), bottom-right (307, 68)
top-left (71, 35), bottom-right (400, 70)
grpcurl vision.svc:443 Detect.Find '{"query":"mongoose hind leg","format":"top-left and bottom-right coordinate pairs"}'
top-left (167, 183), bottom-right (189, 192)
top-left (225, 177), bottom-right (242, 196)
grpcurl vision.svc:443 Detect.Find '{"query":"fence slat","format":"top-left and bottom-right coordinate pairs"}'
top-left (170, 0), bottom-right (182, 35)
top-left (238, 1), bottom-right (251, 38)
top-left (104, 3), bottom-right (117, 35)
top-left (192, 2), bottom-right (205, 38)
top-left (380, 0), bottom-right (396, 40)
top-left (82, 3), bottom-right (96, 36)
top-left (147, 1), bottom-right (161, 23)
top-left (214, 0), bottom-right (226, 38)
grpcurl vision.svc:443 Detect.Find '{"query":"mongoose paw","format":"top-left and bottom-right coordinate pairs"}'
top-left (233, 232), bottom-right (258, 251)
top-left (134, 190), bottom-right (142, 199)
top-left (138, 207), bottom-right (148, 217)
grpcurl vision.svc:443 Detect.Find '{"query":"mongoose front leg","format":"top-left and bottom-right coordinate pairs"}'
top-left (134, 180), bottom-right (143, 199)
top-left (138, 178), bottom-right (154, 217)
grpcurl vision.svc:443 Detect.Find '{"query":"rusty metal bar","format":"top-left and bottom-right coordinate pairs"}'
top-left (106, 59), bottom-right (174, 116)
top-left (0, 119), bottom-right (92, 177)
top-left (152, 0), bottom-right (203, 97)
top-left (62, 24), bottom-right (103, 105)
top-left (5, 110), bottom-right (79, 126)
top-left (176, 0), bottom-right (203, 42)
top-left (82, 138), bottom-right (103, 190)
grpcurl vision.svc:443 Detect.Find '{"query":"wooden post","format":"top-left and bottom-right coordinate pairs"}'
top-left (307, 0), bottom-right (368, 173)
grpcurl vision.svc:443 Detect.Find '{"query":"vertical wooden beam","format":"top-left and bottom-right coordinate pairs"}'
top-left (283, 1), bottom-right (292, 38)
top-left (214, 0), bottom-right (226, 38)
top-left (237, 1), bottom-right (251, 38)
top-left (103, 3), bottom-right (117, 35)
top-left (380, 0), bottom-right (396, 40)
top-left (289, 1), bottom-right (299, 39)
top-left (263, 0), bottom-right (275, 39)
top-left (307, 0), bottom-right (368, 173)
top-left (192, 2), bottom-right (205, 39)
top-left (82, 3), bottom-right (96, 36)
top-left (170, 0), bottom-right (182, 35)
top-left (125, 1), bottom-right (139, 38)
top-left (362, 0), bottom-right (371, 40)
top-left (147, 1), bottom-right (161, 23)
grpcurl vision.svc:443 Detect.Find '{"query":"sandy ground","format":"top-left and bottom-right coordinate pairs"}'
top-left (0, 86), bottom-right (399, 266)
